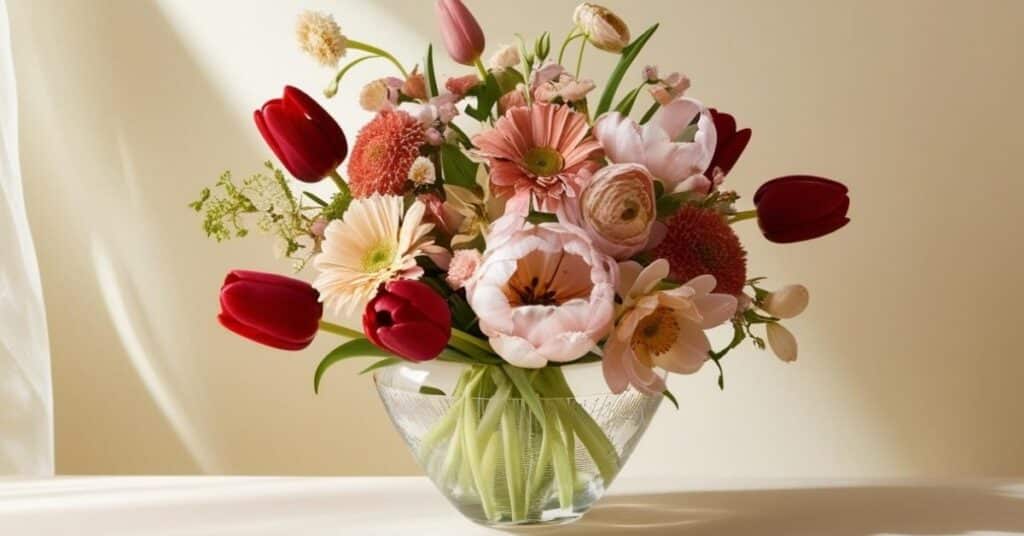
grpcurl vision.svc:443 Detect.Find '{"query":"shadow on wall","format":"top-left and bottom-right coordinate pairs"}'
top-left (531, 484), bottom-right (1024, 535)
top-left (11, 0), bottom-right (422, 476)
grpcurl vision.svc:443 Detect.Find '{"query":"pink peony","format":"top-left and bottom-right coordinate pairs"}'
top-left (465, 219), bottom-right (616, 368)
top-left (472, 103), bottom-right (602, 214)
top-left (593, 97), bottom-right (717, 193)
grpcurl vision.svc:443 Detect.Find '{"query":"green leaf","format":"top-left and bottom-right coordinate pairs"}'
top-left (313, 339), bottom-right (392, 394)
top-left (359, 357), bottom-right (402, 375)
top-left (424, 44), bottom-right (439, 99)
top-left (525, 211), bottom-right (558, 225)
top-left (448, 293), bottom-right (477, 331)
top-left (303, 191), bottom-right (328, 207)
top-left (465, 73), bottom-right (501, 121)
top-left (419, 385), bottom-right (446, 396)
top-left (662, 389), bottom-right (680, 410)
top-left (595, 24), bottom-right (659, 118)
top-left (656, 191), bottom-right (694, 219)
top-left (613, 85), bottom-right (644, 116)
top-left (639, 102), bottom-right (661, 125)
top-left (440, 143), bottom-right (479, 189)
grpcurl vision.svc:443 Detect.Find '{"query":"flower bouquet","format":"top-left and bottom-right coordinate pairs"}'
top-left (192, 1), bottom-right (851, 527)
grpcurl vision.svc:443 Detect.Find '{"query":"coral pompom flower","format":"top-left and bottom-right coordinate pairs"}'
top-left (754, 175), bottom-right (850, 243)
top-left (435, 0), bottom-right (485, 66)
top-left (707, 108), bottom-right (752, 177)
top-left (363, 280), bottom-right (452, 362)
top-left (254, 86), bottom-right (348, 183)
top-left (347, 110), bottom-right (425, 197)
top-left (218, 270), bottom-right (323, 351)
top-left (472, 103), bottom-right (603, 214)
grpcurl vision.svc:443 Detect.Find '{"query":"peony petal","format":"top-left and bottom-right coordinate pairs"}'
top-left (652, 98), bottom-right (700, 140)
top-left (490, 334), bottom-right (548, 368)
top-left (538, 331), bottom-right (596, 363)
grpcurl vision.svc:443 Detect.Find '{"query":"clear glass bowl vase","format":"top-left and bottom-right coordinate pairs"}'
top-left (374, 361), bottom-right (662, 527)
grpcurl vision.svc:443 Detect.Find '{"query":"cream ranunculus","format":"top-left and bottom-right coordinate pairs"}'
top-left (573, 3), bottom-right (631, 53)
top-left (578, 163), bottom-right (656, 260)
top-left (488, 44), bottom-right (521, 70)
top-left (465, 218), bottom-right (617, 368)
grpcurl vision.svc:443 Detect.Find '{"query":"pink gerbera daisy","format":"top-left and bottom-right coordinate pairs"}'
top-left (472, 103), bottom-right (602, 213)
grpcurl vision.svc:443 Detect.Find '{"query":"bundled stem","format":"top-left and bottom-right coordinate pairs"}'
top-left (417, 363), bottom-right (621, 523)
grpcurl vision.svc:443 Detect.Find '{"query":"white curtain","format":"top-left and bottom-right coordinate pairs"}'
top-left (0, 0), bottom-right (54, 475)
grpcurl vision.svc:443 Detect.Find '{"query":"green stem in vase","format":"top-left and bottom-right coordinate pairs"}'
top-left (460, 367), bottom-right (499, 520)
top-left (501, 406), bottom-right (525, 521)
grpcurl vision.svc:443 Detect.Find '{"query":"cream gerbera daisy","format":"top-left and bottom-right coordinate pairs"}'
top-left (313, 195), bottom-right (435, 314)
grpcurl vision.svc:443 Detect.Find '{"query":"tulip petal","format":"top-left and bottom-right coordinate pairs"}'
top-left (377, 321), bottom-right (449, 362)
top-left (220, 279), bottom-right (322, 347)
top-left (218, 313), bottom-right (312, 351)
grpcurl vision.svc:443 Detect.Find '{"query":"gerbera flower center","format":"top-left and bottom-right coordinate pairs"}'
top-left (522, 147), bottom-right (565, 177)
top-left (503, 250), bottom-right (593, 306)
top-left (631, 306), bottom-right (680, 365)
top-left (362, 240), bottom-right (396, 273)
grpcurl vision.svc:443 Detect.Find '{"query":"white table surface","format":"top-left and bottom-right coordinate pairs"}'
top-left (0, 476), bottom-right (1022, 535)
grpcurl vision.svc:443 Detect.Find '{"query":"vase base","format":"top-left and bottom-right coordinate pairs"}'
top-left (469, 512), bottom-right (585, 529)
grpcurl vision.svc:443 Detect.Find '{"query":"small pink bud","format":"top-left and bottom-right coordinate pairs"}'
top-left (425, 127), bottom-right (444, 146)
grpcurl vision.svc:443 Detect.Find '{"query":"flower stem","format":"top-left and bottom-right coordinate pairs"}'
top-left (557, 30), bottom-right (584, 65)
top-left (324, 55), bottom-right (382, 98)
top-left (347, 40), bottom-right (408, 78)
top-left (318, 320), bottom-right (362, 339)
top-left (728, 209), bottom-right (758, 224)
top-left (473, 57), bottom-right (489, 81)
top-left (574, 36), bottom-right (587, 78)
top-left (328, 170), bottom-right (350, 195)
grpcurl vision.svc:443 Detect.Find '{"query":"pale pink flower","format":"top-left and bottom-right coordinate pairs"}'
top-left (761, 284), bottom-right (809, 319)
top-left (466, 219), bottom-right (617, 368)
top-left (446, 249), bottom-right (483, 290)
top-left (472, 103), bottom-right (602, 214)
top-left (603, 259), bottom-right (737, 394)
top-left (593, 97), bottom-right (717, 192)
top-left (576, 163), bottom-right (657, 260)
top-left (766, 323), bottom-right (798, 362)
top-left (648, 72), bottom-right (690, 105)
top-left (445, 74), bottom-right (480, 96)
top-left (642, 65), bottom-right (659, 83)
top-left (424, 127), bottom-right (444, 146)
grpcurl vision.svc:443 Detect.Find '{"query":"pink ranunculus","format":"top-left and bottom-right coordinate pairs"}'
top-left (593, 97), bottom-right (718, 193)
top-left (465, 219), bottom-right (617, 368)
top-left (577, 163), bottom-right (657, 260)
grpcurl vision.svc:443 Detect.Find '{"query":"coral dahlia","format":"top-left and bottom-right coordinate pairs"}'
top-left (347, 110), bottom-right (425, 197)
top-left (651, 205), bottom-right (747, 295)
top-left (472, 103), bottom-right (602, 214)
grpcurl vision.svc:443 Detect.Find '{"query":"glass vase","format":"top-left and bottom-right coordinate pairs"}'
top-left (374, 361), bottom-right (662, 527)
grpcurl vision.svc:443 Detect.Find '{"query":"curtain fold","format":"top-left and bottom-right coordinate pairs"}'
top-left (0, 0), bottom-right (55, 475)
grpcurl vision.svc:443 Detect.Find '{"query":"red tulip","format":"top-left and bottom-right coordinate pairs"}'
top-left (435, 0), bottom-right (485, 66)
top-left (363, 280), bottom-right (451, 362)
top-left (254, 86), bottom-right (348, 183)
top-left (754, 175), bottom-right (850, 243)
top-left (218, 270), bottom-right (323, 350)
top-left (707, 108), bottom-right (752, 176)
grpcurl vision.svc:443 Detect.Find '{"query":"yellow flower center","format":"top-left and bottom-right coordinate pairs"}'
top-left (362, 241), bottom-right (396, 273)
top-left (523, 147), bottom-right (564, 177)
top-left (630, 306), bottom-right (679, 366)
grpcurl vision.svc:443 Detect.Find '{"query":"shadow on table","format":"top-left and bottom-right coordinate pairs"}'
top-left (516, 483), bottom-right (1024, 535)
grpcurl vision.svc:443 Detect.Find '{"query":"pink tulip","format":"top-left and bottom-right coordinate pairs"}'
top-left (435, 0), bottom-right (485, 66)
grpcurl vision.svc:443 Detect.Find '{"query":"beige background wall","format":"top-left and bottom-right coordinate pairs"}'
top-left (8, 0), bottom-right (1024, 477)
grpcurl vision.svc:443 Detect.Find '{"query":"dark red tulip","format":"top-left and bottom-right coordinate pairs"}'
top-left (254, 86), bottom-right (348, 183)
top-left (218, 270), bottom-right (323, 350)
top-left (707, 108), bottom-right (752, 176)
top-left (363, 280), bottom-right (451, 362)
top-left (754, 175), bottom-right (850, 243)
